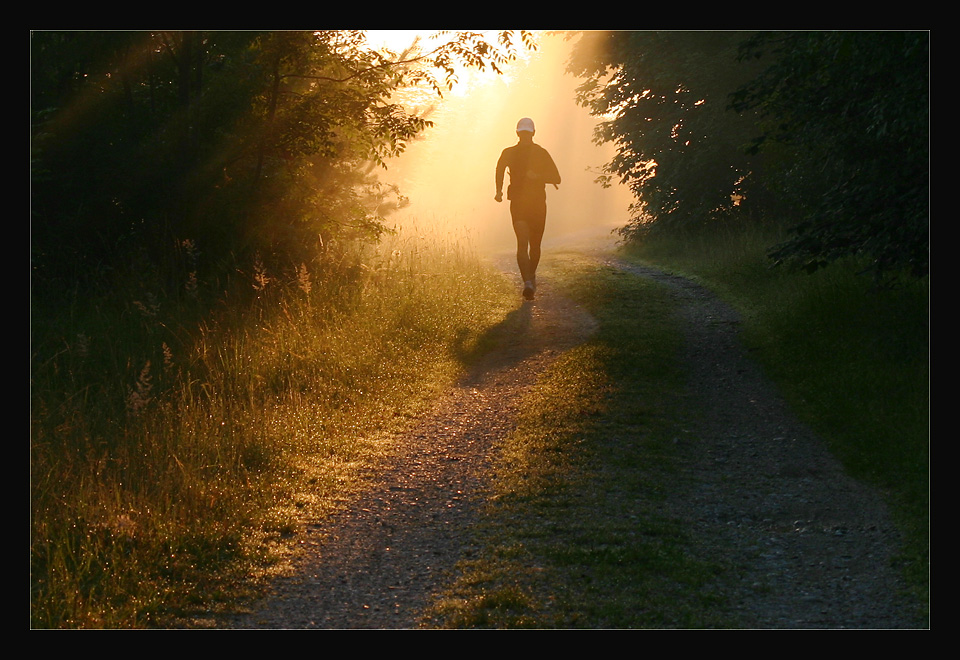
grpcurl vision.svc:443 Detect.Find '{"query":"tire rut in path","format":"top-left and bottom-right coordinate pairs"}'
top-left (226, 273), bottom-right (598, 629)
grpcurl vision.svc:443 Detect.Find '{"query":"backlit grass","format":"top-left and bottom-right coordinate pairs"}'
top-left (30, 227), bottom-right (517, 628)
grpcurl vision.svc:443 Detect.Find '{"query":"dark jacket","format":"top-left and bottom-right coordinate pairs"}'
top-left (496, 142), bottom-right (561, 201)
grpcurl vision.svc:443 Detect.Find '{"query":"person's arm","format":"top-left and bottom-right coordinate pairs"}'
top-left (495, 150), bottom-right (508, 202)
top-left (542, 149), bottom-right (561, 187)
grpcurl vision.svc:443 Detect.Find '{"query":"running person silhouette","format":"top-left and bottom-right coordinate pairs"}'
top-left (495, 117), bottom-right (561, 300)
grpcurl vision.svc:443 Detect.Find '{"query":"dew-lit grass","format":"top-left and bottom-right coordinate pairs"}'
top-left (31, 227), bottom-right (517, 628)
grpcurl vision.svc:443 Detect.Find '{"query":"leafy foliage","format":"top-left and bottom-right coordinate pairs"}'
top-left (567, 30), bottom-right (929, 281)
top-left (30, 30), bottom-right (534, 293)
top-left (731, 31), bottom-right (929, 279)
top-left (566, 31), bottom-right (771, 238)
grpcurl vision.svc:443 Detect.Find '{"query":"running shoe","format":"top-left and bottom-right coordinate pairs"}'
top-left (523, 280), bottom-right (535, 300)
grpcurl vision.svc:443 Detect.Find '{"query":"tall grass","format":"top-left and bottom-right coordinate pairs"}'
top-left (30, 227), bottom-right (516, 628)
top-left (623, 224), bottom-right (929, 603)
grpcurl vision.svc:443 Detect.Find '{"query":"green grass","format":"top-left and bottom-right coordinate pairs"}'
top-left (622, 225), bottom-right (930, 609)
top-left (30, 228), bottom-right (517, 628)
top-left (424, 253), bottom-right (736, 628)
top-left (34, 219), bottom-right (928, 628)
top-left (424, 230), bottom-right (928, 628)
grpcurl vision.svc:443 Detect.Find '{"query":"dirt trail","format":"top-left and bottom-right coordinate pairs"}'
top-left (600, 257), bottom-right (924, 628)
top-left (226, 250), bottom-right (924, 629)
top-left (226, 262), bottom-right (597, 629)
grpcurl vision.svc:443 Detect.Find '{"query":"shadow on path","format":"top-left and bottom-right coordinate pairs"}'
top-left (225, 262), bottom-right (598, 629)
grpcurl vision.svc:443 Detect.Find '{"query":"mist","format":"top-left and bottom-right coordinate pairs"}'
top-left (379, 32), bottom-right (634, 257)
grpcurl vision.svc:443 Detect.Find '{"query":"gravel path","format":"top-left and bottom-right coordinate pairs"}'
top-left (602, 258), bottom-right (926, 629)
top-left (226, 253), bottom-right (926, 629)
top-left (226, 267), bottom-right (597, 629)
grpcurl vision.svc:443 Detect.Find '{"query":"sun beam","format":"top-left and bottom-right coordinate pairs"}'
top-left (378, 31), bottom-right (634, 256)
top-left (365, 30), bottom-right (431, 54)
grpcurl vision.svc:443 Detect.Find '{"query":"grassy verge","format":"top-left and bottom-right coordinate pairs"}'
top-left (30, 228), bottom-right (517, 628)
top-left (425, 253), bottom-right (736, 628)
top-left (623, 225), bottom-right (929, 609)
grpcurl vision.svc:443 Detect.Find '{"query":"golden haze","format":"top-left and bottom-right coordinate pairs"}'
top-left (374, 31), bottom-right (634, 256)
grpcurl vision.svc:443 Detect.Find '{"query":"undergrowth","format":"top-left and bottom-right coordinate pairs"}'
top-left (30, 227), bottom-right (516, 628)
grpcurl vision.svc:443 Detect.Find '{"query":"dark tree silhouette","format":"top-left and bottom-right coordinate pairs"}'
top-left (30, 30), bottom-right (535, 292)
top-left (732, 31), bottom-right (929, 279)
top-left (567, 30), bottom-right (929, 281)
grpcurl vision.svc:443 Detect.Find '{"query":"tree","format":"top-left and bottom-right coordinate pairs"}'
top-left (30, 30), bottom-right (534, 291)
top-left (567, 31), bottom-right (928, 282)
top-left (731, 31), bottom-right (929, 279)
top-left (566, 31), bottom-right (770, 239)
top-left (31, 31), bottom-right (268, 285)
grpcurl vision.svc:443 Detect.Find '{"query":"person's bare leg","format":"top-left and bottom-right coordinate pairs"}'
top-left (513, 220), bottom-right (532, 283)
top-left (528, 221), bottom-right (544, 286)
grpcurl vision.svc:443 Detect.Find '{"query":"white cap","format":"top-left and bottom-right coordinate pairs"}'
top-left (516, 117), bottom-right (535, 133)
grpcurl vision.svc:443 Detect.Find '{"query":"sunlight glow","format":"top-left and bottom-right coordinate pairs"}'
top-left (366, 30), bottom-right (434, 54)
top-left (378, 32), bottom-right (634, 256)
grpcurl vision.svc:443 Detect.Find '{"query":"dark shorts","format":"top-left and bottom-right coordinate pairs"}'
top-left (510, 196), bottom-right (547, 236)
